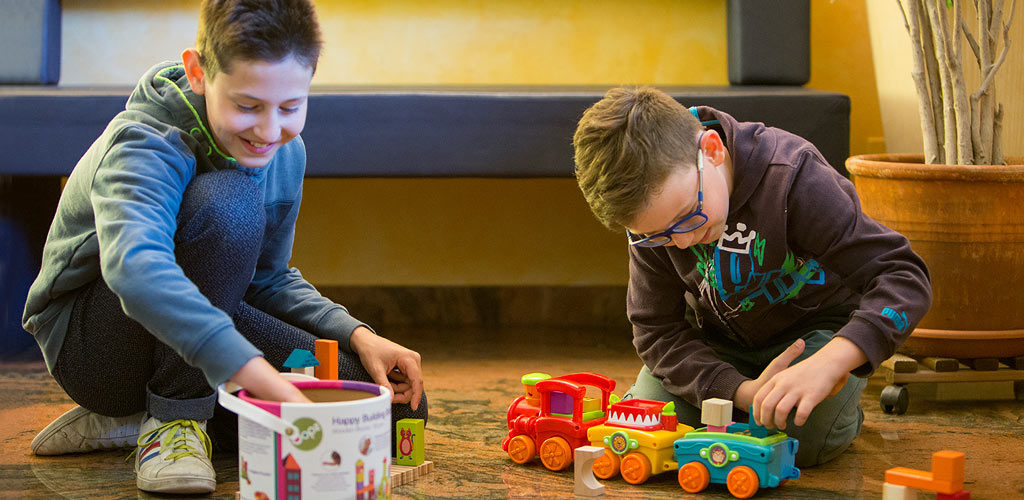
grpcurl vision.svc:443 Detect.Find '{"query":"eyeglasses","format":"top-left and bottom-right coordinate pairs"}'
top-left (626, 138), bottom-right (708, 248)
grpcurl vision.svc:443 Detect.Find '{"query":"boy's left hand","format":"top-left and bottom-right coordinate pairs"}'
top-left (349, 326), bottom-right (424, 411)
top-left (752, 337), bottom-right (863, 430)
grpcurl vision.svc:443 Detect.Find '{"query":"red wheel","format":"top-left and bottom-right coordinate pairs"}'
top-left (619, 452), bottom-right (652, 485)
top-left (539, 437), bottom-right (573, 471)
top-left (592, 449), bottom-right (620, 479)
top-left (506, 435), bottom-right (535, 464)
top-left (678, 461), bottom-right (711, 493)
top-left (726, 465), bottom-right (760, 499)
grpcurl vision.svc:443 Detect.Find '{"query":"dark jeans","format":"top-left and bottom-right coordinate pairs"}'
top-left (625, 329), bottom-right (865, 467)
top-left (53, 170), bottom-right (427, 450)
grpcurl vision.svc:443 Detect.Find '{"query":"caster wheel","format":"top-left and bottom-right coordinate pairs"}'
top-left (880, 384), bottom-right (909, 414)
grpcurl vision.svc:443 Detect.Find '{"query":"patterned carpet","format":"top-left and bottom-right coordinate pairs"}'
top-left (4, 327), bottom-right (1023, 499)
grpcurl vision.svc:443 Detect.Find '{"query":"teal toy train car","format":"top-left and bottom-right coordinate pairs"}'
top-left (673, 414), bottom-right (800, 499)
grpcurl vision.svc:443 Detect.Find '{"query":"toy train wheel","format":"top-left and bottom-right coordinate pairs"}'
top-left (619, 452), bottom-right (652, 485)
top-left (678, 461), bottom-right (710, 493)
top-left (539, 437), bottom-right (573, 471)
top-left (592, 449), bottom-right (620, 479)
top-left (726, 465), bottom-right (760, 499)
top-left (880, 384), bottom-right (909, 414)
top-left (506, 435), bottom-right (535, 464)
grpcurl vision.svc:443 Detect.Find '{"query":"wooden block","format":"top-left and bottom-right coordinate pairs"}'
top-left (884, 451), bottom-right (964, 495)
top-left (887, 366), bottom-right (1024, 384)
top-left (962, 358), bottom-right (999, 371)
top-left (932, 381), bottom-right (1015, 401)
top-left (700, 398), bottom-right (733, 427)
top-left (396, 418), bottom-right (425, 466)
top-left (314, 339), bottom-right (338, 380)
top-left (922, 357), bottom-right (959, 372)
top-left (1000, 356), bottom-right (1024, 370)
top-left (937, 491), bottom-right (970, 500)
top-left (931, 450), bottom-right (965, 490)
top-left (390, 459), bottom-right (433, 487)
top-left (574, 446), bottom-right (605, 497)
top-left (882, 482), bottom-right (917, 500)
top-left (884, 353), bottom-right (919, 373)
top-left (290, 366), bottom-right (315, 377)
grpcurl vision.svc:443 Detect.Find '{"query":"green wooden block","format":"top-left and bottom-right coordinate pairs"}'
top-left (396, 418), bottom-right (425, 466)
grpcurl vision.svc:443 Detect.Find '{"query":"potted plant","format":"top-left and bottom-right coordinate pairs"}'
top-left (847, 0), bottom-right (1023, 359)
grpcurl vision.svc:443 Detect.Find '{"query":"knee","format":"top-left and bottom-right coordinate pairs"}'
top-left (791, 380), bottom-right (866, 467)
top-left (177, 170), bottom-right (264, 249)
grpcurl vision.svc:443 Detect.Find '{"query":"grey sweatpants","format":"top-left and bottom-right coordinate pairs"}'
top-left (624, 329), bottom-right (866, 467)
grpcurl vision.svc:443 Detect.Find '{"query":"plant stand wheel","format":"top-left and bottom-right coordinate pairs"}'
top-left (880, 384), bottom-right (909, 414)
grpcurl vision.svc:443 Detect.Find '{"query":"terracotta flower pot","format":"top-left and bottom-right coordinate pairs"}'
top-left (846, 154), bottom-right (1024, 359)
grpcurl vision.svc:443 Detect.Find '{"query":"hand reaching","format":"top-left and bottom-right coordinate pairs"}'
top-left (749, 337), bottom-right (858, 430)
top-left (349, 327), bottom-right (424, 411)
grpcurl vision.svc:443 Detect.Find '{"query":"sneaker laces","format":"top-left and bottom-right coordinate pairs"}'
top-left (128, 420), bottom-right (212, 463)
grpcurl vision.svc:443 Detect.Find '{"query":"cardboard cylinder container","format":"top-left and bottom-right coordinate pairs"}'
top-left (219, 375), bottom-right (392, 500)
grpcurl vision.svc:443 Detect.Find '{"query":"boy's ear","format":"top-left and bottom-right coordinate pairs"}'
top-left (181, 49), bottom-right (206, 95)
top-left (699, 130), bottom-right (726, 166)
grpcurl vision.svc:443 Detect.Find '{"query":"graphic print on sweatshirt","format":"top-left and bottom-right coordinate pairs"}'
top-left (690, 222), bottom-right (825, 321)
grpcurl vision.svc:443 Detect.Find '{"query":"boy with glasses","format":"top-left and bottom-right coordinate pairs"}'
top-left (572, 86), bottom-right (931, 466)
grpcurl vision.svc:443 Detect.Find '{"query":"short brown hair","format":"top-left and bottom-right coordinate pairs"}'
top-left (196, 0), bottom-right (323, 78)
top-left (573, 86), bottom-right (702, 230)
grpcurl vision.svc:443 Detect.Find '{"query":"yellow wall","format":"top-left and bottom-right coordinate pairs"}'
top-left (60, 0), bottom-right (885, 286)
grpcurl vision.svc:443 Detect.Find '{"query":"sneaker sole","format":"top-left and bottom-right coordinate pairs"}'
top-left (137, 475), bottom-right (216, 494)
top-left (30, 406), bottom-right (140, 456)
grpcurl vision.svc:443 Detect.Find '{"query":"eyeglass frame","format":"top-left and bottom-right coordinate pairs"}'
top-left (626, 132), bottom-right (709, 248)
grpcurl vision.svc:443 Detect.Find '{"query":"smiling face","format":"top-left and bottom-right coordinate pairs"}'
top-left (184, 50), bottom-right (313, 168)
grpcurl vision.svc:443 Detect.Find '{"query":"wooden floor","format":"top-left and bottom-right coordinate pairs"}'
top-left (3, 326), bottom-right (1023, 499)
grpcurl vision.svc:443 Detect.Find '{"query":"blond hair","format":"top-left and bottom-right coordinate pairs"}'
top-left (573, 86), bottom-right (703, 230)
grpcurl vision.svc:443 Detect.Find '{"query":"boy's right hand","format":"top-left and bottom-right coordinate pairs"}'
top-left (230, 356), bottom-right (313, 404)
top-left (733, 338), bottom-right (807, 411)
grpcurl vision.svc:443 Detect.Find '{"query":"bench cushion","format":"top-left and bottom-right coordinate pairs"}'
top-left (0, 86), bottom-right (849, 177)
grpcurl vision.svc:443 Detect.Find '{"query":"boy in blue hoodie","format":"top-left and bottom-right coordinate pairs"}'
top-left (24, 0), bottom-right (426, 494)
top-left (573, 87), bottom-right (931, 467)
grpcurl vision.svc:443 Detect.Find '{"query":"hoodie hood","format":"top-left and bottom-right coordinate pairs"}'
top-left (691, 106), bottom-right (775, 215)
top-left (125, 61), bottom-right (262, 178)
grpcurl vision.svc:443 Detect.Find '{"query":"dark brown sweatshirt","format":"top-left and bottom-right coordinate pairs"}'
top-left (627, 107), bottom-right (931, 406)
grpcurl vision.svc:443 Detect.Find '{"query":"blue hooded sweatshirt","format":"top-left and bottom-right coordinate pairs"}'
top-left (22, 61), bottom-right (367, 389)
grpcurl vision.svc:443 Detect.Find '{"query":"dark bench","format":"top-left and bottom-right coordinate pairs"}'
top-left (0, 86), bottom-right (849, 177)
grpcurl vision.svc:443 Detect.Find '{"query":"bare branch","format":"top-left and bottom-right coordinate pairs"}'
top-left (992, 103), bottom-right (1004, 164)
top-left (926, 0), bottom-right (959, 163)
top-left (920, 0), bottom-right (946, 161)
top-left (948, 0), bottom-right (974, 164)
top-left (903, 0), bottom-right (941, 163)
top-left (960, 15), bottom-right (982, 63)
top-left (977, 0), bottom-right (994, 163)
top-left (973, 25), bottom-right (1012, 97)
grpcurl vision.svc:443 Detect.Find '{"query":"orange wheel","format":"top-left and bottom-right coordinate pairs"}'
top-left (678, 461), bottom-right (711, 493)
top-left (726, 465), bottom-right (760, 499)
top-left (592, 449), bottom-right (621, 479)
top-left (619, 452), bottom-right (652, 485)
top-left (539, 437), bottom-right (573, 471)
top-left (506, 435), bottom-right (535, 464)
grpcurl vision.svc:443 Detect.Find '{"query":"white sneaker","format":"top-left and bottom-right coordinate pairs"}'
top-left (134, 415), bottom-right (216, 494)
top-left (31, 405), bottom-right (143, 456)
